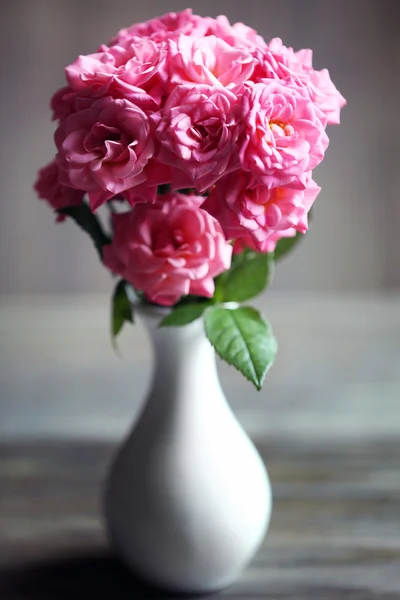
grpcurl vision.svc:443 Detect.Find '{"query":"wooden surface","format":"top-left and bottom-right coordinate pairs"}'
top-left (1, 440), bottom-right (400, 599)
top-left (1, 293), bottom-right (399, 597)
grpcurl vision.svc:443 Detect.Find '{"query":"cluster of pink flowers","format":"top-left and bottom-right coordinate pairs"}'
top-left (35, 10), bottom-right (345, 306)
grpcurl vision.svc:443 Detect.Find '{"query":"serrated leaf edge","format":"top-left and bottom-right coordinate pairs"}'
top-left (204, 307), bottom-right (276, 390)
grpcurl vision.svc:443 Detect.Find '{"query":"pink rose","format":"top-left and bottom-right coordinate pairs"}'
top-left (66, 37), bottom-right (165, 104)
top-left (103, 192), bottom-right (232, 306)
top-left (50, 86), bottom-right (77, 121)
top-left (34, 160), bottom-right (84, 219)
top-left (121, 160), bottom-right (173, 206)
top-left (110, 9), bottom-right (209, 45)
top-left (298, 66), bottom-right (346, 126)
top-left (50, 87), bottom-right (106, 121)
top-left (233, 228), bottom-right (299, 254)
top-left (55, 96), bottom-right (154, 211)
top-left (204, 170), bottom-right (320, 252)
top-left (238, 81), bottom-right (329, 189)
top-left (152, 84), bottom-right (240, 192)
top-left (51, 86), bottom-right (74, 121)
top-left (252, 38), bottom-right (346, 125)
top-left (205, 15), bottom-right (267, 50)
top-left (167, 34), bottom-right (255, 91)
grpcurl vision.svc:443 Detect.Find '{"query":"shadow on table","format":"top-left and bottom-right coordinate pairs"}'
top-left (0, 551), bottom-right (201, 600)
top-left (2, 551), bottom-right (400, 600)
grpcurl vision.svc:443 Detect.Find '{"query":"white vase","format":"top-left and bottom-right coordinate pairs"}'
top-left (104, 304), bottom-right (272, 595)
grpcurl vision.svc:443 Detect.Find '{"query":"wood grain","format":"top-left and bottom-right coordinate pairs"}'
top-left (1, 440), bottom-right (400, 599)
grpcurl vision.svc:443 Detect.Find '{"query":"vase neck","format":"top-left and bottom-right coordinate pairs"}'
top-left (138, 306), bottom-right (221, 406)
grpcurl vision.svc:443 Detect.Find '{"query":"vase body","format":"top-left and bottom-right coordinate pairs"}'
top-left (104, 305), bottom-right (272, 595)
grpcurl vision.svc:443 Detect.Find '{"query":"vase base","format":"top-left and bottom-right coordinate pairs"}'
top-left (116, 551), bottom-right (237, 597)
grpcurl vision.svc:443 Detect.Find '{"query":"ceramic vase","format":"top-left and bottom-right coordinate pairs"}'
top-left (104, 304), bottom-right (272, 595)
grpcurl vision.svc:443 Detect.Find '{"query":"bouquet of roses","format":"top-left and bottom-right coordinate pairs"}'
top-left (35, 9), bottom-right (345, 389)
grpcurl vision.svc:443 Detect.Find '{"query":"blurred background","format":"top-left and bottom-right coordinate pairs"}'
top-left (0, 0), bottom-right (399, 441)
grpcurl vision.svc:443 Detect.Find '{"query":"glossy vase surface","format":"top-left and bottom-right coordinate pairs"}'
top-left (104, 305), bottom-right (272, 594)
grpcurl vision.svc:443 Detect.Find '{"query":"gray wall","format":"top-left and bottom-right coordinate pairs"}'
top-left (1, 0), bottom-right (398, 294)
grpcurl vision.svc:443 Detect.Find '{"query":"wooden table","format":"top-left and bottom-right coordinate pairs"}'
top-left (1, 293), bottom-right (400, 597)
top-left (1, 439), bottom-right (400, 599)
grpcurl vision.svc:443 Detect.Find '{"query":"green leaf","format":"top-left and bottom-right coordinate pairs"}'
top-left (57, 203), bottom-right (111, 260)
top-left (273, 232), bottom-right (303, 262)
top-left (160, 302), bottom-right (210, 327)
top-left (111, 280), bottom-right (134, 341)
top-left (204, 306), bottom-right (277, 390)
top-left (215, 251), bottom-right (274, 302)
top-left (157, 183), bottom-right (171, 195)
top-left (176, 187), bottom-right (194, 195)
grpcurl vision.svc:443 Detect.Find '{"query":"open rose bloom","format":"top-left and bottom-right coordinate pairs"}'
top-left (35, 9), bottom-right (345, 315)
